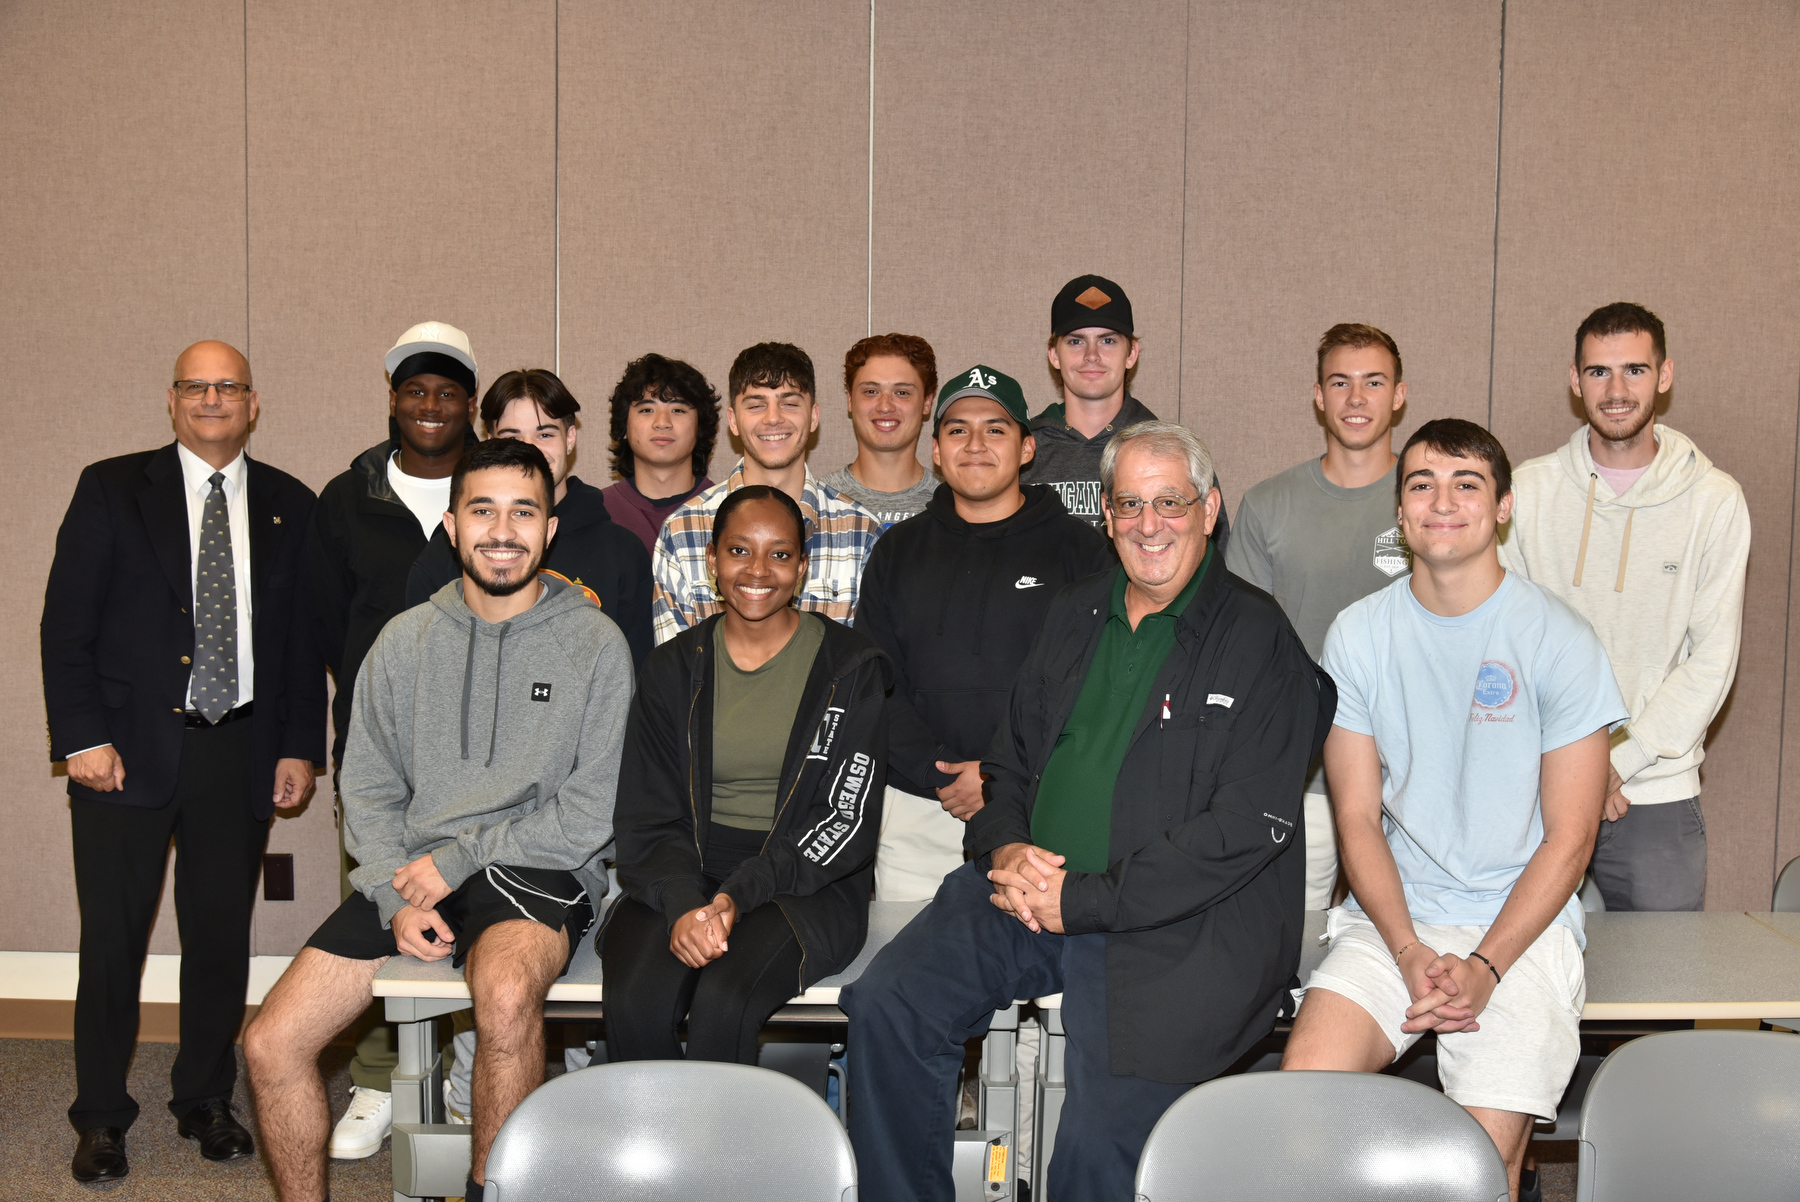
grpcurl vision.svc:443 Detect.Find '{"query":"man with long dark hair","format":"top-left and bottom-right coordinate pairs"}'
top-left (599, 353), bottom-right (720, 551)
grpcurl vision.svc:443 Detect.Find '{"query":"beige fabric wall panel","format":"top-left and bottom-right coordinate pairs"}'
top-left (1489, 2), bottom-right (1800, 910)
top-left (558, 1), bottom-right (870, 483)
top-left (869, 0), bottom-right (1188, 438)
top-left (2, 3), bottom-right (249, 952)
top-left (246, 0), bottom-right (558, 953)
top-left (1181, 2), bottom-right (1503, 509)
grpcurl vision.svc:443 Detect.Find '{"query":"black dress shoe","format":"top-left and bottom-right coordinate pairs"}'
top-left (71, 1127), bottom-right (128, 1182)
top-left (176, 1098), bottom-right (255, 1161)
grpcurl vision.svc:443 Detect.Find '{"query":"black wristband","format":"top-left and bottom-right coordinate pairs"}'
top-left (1468, 951), bottom-right (1501, 983)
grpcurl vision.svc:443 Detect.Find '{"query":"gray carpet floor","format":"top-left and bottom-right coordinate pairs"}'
top-left (2, 1036), bottom-right (1577, 1200)
top-left (4, 1039), bottom-right (399, 1202)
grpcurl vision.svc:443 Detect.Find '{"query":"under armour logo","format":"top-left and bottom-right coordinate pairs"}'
top-left (1014, 576), bottom-right (1044, 589)
top-left (531, 682), bottom-right (552, 702)
top-left (968, 368), bottom-right (996, 389)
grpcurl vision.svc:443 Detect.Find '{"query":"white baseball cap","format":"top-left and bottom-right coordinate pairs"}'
top-left (385, 321), bottom-right (478, 383)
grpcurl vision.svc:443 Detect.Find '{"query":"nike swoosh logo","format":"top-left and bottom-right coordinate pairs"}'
top-left (1014, 579), bottom-right (1044, 589)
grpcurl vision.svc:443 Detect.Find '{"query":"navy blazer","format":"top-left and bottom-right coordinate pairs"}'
top-left (41, 441), bottom-right (327, 820)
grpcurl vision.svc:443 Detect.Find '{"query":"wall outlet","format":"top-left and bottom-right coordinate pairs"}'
top-left (263, 853), bottom-right (295, 901)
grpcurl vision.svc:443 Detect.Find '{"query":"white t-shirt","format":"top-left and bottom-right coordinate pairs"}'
top-left (387, 453), bottom-right (452, 539)
top-left (1322, 572), bottom-right (1628, 945)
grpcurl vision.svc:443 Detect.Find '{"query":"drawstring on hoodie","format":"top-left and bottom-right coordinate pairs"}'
top-left (1572, 473), bottom-right (1635, 593)
top-left (1573, 475), bottom-right (1597, 587)
top-left (458, 616), bottom-right (511, 767)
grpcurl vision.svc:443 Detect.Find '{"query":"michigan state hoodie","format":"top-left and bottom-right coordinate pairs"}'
top-left (854, 483), bottom-right (1114, 797)
top-left (341, 573), bottom-right (634, 925)
top-left (1500, 424), bottom-right (1750, 805)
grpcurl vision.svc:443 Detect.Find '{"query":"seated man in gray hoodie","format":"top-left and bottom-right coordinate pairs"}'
top-left (246, 438), bottom-right (632, 1202)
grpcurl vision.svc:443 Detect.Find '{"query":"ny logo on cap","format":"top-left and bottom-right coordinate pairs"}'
top-left (1076, 286), bottom-right (1112, 310)
top-left (968, 368), bottom-right (996, 388)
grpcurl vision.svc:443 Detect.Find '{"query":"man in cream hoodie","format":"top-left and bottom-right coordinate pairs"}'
top-left (1501, 302), bottom-right (1749, 911)
top-left (246, 438), bottom-right (632, 1202)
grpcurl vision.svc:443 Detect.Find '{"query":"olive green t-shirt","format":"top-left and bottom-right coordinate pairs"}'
top-left (710, 613), bottom-right (825, 831)
top-left (1029, 549), bottom-right (1210, 873)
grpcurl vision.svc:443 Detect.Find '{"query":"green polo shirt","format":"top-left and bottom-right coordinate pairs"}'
top-left (1030, 548), bottom-right (1210, 873)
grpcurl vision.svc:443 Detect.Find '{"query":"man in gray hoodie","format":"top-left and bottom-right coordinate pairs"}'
top-left (246, 438), bottom-right (632, 1202)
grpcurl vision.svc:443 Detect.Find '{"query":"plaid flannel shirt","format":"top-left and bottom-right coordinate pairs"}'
top-left (651, 461), bottom-right (883, 644)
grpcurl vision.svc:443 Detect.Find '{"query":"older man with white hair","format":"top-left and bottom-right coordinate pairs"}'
top-left (843, 422), bottom-right (1335, 1202)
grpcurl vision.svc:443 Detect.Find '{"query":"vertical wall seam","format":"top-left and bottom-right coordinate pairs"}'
top-left (242, 0), bottom-right (250, 355)
top-left (554, 0), bottom-right (561, 373)
top-left (1175, 0), bottom-right (1192, 421)
top-left (1484, 0), bottom-right (1508, 430)
top-left (1774, 368), bottom-right (1800, 887)
top-left (866, 0), bottom-right (875, 336)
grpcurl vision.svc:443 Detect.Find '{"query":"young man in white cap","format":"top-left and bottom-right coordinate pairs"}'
top-left (1500, 302), bottom-right (1750, 913)
top-left (855, 364), bottom-right (1111, 900)
top-left (651, 341), bottom-right (882, 642)
top-left (1227, 323), bottom-right (1411, 910)
top-left (1027, 273), bottom-right (1230, 553)
top-left (302, 320), bottom-right (479, 1158)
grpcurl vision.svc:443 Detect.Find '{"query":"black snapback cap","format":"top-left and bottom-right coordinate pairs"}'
top-left (1051, 274), bottom-right (1134, 337)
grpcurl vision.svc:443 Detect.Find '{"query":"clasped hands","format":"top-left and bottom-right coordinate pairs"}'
top-left (671, 893), bottom-right (740, 969)
top-left (1397, 942), bottom-right (1499, 1034)
top-left (391, 852), bottom-right (454, 961)
top-left (987, 842), bottom-right (1068, 934)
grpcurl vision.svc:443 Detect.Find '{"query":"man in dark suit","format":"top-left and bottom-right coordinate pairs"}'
top-left (41, 340), bottom-right (326, 1183)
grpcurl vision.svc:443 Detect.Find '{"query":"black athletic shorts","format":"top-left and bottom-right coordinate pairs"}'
top-left (305, 864), bottom-right (594, 970)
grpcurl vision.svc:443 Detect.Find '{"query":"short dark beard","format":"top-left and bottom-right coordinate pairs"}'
top-left (1593, 402), bottom-right (1655, 444)
top-left (459, 540), bottom-right (544, 598)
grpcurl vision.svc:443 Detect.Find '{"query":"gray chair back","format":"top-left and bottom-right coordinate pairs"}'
top-left (1576, 1029), bottom-right (1800, 1202)
top-left (482, 1061), bottom-right (857, 1202)
top-left (1774, 854), bottom-right (1800, 911)
top-left (1134, 1071), bottom-right (1508, 1202)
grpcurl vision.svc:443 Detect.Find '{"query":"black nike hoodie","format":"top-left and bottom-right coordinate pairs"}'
top-left (854, 483), bottom-right (1113, 797)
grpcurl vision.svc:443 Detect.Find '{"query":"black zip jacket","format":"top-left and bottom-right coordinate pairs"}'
top-left (604, 614), bottom-right (891, 989)
top-left (404, 475), bottom-right (653, 668)
top-left (1024, 393), bottom-right (1231, 555)
top-left (966, 563), bottom-right (1335, 1083)
top-left (307, 439), bottom-right (434, 767)
top-left (853, 483), bottom-right (1113, 796)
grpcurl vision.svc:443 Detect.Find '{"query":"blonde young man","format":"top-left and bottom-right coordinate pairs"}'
top-left (1228, 323), bottom-right (1411, 910)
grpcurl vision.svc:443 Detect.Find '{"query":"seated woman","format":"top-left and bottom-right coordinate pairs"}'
top-left (601, 485), bottom-right (890, 1063)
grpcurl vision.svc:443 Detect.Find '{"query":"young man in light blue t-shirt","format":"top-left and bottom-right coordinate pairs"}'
top-left (1282, 418), bottom-right (1627, 1202)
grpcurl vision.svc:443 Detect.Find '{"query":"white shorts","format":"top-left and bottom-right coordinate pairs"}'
top-left (1302, 907), bottom-right (1584, 1120)
top-left (874, 786), bottom-right (966, 902)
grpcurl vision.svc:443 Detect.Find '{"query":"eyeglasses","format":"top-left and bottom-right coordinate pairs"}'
top-left (1108, 493), bottom-right (1203, 519)
top-left (173, 380), bottom-right (250, 400)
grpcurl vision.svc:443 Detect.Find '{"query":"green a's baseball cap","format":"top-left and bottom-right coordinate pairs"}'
top-left (933, 364), bottom-right (1029, 431)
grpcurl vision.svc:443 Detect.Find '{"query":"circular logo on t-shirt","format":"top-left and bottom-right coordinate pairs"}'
top-left (1472, 660), bottom-right (1518, 709)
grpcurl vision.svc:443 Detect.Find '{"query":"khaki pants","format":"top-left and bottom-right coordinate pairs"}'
top-left (874, 787), bottom-right (966, 902)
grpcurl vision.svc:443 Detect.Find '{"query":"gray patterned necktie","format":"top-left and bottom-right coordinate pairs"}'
top-left (191, 471), bottom-right (239, 723)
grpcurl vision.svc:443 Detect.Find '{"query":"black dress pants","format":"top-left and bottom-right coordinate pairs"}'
top-left (68, 718), bottom-right (266, 1131)
top-left (601, 895), bottom-right (804, 1065)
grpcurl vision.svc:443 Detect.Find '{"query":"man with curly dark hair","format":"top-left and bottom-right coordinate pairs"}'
top-left (599, 354), bottom-right (720, 552)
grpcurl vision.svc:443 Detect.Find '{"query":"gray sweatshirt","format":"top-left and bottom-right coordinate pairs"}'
top-left (343, 574), bottom-right (633, 925)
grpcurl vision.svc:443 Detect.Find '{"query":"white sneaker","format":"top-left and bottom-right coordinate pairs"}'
top-left (328, 1086), bottom-right (392, 1159)
top-left (444, 1078), bottom-right (470, 1126)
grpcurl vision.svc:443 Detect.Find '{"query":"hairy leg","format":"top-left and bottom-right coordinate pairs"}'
top-left (1279, 988), bottom-right (1396, 1072)
top-left (1468, 1107), bottom-right (1532, 1201)
top-left (244, 949), bottom-right (384, 1202)
top-left (464, 921), bottom-right (565, 1183)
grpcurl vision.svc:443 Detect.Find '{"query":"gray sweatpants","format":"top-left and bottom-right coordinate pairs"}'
top-left (1590, 796), bottom-right (1707, 911)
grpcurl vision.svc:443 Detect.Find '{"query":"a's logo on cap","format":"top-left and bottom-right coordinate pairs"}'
top-left (968, 367), bottom-right (996, 389)
top-left (1076, 286), bottom-right (1112, 310)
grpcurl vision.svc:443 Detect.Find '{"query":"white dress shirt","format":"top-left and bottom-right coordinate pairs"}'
top-left (176, 442), bottom-right (255, 711)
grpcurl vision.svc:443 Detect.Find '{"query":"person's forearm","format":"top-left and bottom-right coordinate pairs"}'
top-left (1473, 833), bottom-right (1588, 975)
top-left (1338, 815), bottom-right (1418, 954)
